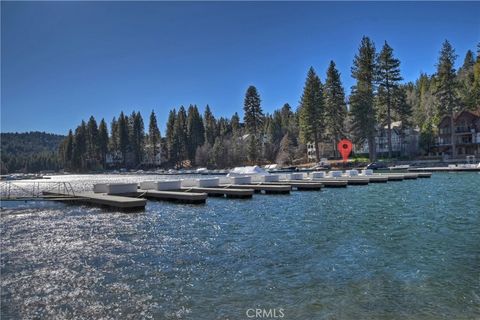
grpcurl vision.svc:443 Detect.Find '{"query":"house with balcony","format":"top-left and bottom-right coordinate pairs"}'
top-left (353, 121), bottom-right (420, 157)
top-left (433, 109), bottom-right (480, 157)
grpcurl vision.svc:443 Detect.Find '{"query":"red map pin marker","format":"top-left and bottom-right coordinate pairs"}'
top-left (337, 139), bottom-right (352, 163)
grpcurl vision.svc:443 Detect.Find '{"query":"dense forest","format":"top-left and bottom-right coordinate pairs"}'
top-left (2, 38), bottom-right (479, 173)
top-left (0, 132), bottom-right (64, 174)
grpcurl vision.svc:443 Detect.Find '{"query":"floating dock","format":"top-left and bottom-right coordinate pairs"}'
top-left (308, 179), bottom-right (348, 188)
top-left (133, 189), bottom-right (207, 204)
top-left (409, 167), bottom-right (479, 172)
top-left (385, 173), bottom-right (418, 180)
top-left (3, 169), bottom-right (434, 211)
top-left (219, 183), bottom-right (291, 194)
top-left (277, 180), bottom-right (323, 190)
top-left (364, 175), bottom-right (388, 183)
top-left (417, 172), bottom-right (432, 178)
top-left (180, 187), bottom-right (254, 198)
top-left (342, 177), bottom-right (370, 185)
top-left (43, 191), bottom-right (147, 210)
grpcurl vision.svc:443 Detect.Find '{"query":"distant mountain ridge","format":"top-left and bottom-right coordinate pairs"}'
top-left (1, 131), bottom-right (65, 173)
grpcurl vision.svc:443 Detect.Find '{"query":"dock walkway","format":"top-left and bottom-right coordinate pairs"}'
top-left (134, 190), bottom-right (207, 204)
top-left (180, 187), bottom-right (253, 198)
top-left (219, 183), bottom-right (291, 194)
top-left (43, 191), bottom-right (147, 210)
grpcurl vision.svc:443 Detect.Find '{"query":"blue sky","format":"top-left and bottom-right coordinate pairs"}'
top-left (1, 1), bottom-right (479, 135)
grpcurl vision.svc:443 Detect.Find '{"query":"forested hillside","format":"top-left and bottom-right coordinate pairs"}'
top-left (1, 132), bottom-right (64, 173)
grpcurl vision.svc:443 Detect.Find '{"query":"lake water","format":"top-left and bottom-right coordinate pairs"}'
top-left (1, 173), bottom-right (479, 319)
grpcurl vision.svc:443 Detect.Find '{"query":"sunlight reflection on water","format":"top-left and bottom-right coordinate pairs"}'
top-left (1, 173), bottom-right (479, 319)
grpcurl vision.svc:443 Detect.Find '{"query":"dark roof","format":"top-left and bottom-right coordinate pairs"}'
top-left (438, 108), bottom-right (480, 123)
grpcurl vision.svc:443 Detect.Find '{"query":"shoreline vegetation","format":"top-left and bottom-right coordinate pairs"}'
top-left (2, 38), bottom-right (479, 174)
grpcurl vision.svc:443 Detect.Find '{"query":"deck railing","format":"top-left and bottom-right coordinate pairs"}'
top-left (0, 181), bottom-right (76, 201)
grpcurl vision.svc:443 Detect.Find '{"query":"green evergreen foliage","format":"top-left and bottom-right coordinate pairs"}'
top-left (109, 117), bottom-right (119, 155)
top-left (186, 105), bottom-right (205, 164)
top-left (1, 132), bottom-right (64, 173)
top-left (72, 121), bottom-right (87, 170)
top-left (376, 41), bottom-right (403, 157)
top-left (165, 109), bottom-right (177, 165)
top-left (129, 111), bottom-right (145, 167)
top-left (350, 36), bottom-right (377, 161)
top-left (457, 50), bottom-right (477, 109)
top-left (118, 112), bottom-right (129, 166)
top-left (148, 110), bottom-right (161, 165)
top-left (435, 40), bottom-right (460, 157)
top-left (324, 61), bottom-right (347, 155)
top-left (173, 106), bottom-right (188, 166)
top-left (299, 67), bottom-right (324, 162)
top-left (204, 105), bottom-right (217, 146)
top-left (231, 112), bottom-right (241, 134)
top-left (246, 135), bottom-right (259, 164)
top-left (98, 119), bottom-right (109, 168)
top-left (243, 86), bottom-right (264, 136)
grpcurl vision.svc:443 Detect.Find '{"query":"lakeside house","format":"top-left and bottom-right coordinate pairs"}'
top-left (307, 121), bottom-right (419, 160)
top-left (432, 109), bottom-right (480, 157)
top-left (354, 121), bottom-right (420, 157)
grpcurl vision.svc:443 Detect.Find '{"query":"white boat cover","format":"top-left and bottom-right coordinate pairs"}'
top-left (227, 166), bottom-right (269, 177)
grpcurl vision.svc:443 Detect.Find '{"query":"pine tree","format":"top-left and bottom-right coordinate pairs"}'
top-left (118, 112), bottom-right (129, 167)
top-left (211, 137), bottom-right (227, 168)
top-left (64, 130), bottom-right (74, 169)
top-left (174, 106), bottom-right (188, 166)
top-left (457, 50), bottom-right (476, 109)
top-left (473, 45), bottom-right (480, 107)
top-left (350, 36), bottom-right (377, 161)
top-left (72, 121), bottom-right (87, 170)
top-left (376, 41), bottom-right (403, 158)
top-left (246, 134), bottom-right (259, 164)
top-left (299, 67), bottom-right (324, 162)
top-left (435, 40), bottom-right (459, 157)
top-left (186, 105), bottom-right (205, 164)
top-left (243, 86), bottom-right (264, 138)
top-left (270, 110), bottom-right (284, 143)
top-left (109, 117), bottom-right (119, 156)
top-left (148, 110), bottom-right (161, 166)
top-left (230, 112), bottom-right (241, 135)
top-left (324, 61), bottom-right (347, 157)
top-left (98, 119), bottom-right (109, 168)
top-left (86, 116), bottom-right (99, 165)
top-left (280, 103), bottom-right (295, 135)
top-left (165, 109), bottom-right (177, 165)
top-left (392, 87), bottom-right (412, 155)
top-left (130, 111), bottom-right (145, 167)
top-left (217, 117), bottom-right (230, 138)
top-left (204, 105), bottom-right (217, 146)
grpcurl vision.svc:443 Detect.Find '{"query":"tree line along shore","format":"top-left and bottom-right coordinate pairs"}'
top-left (1, 37), bottom-right (479, 173)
